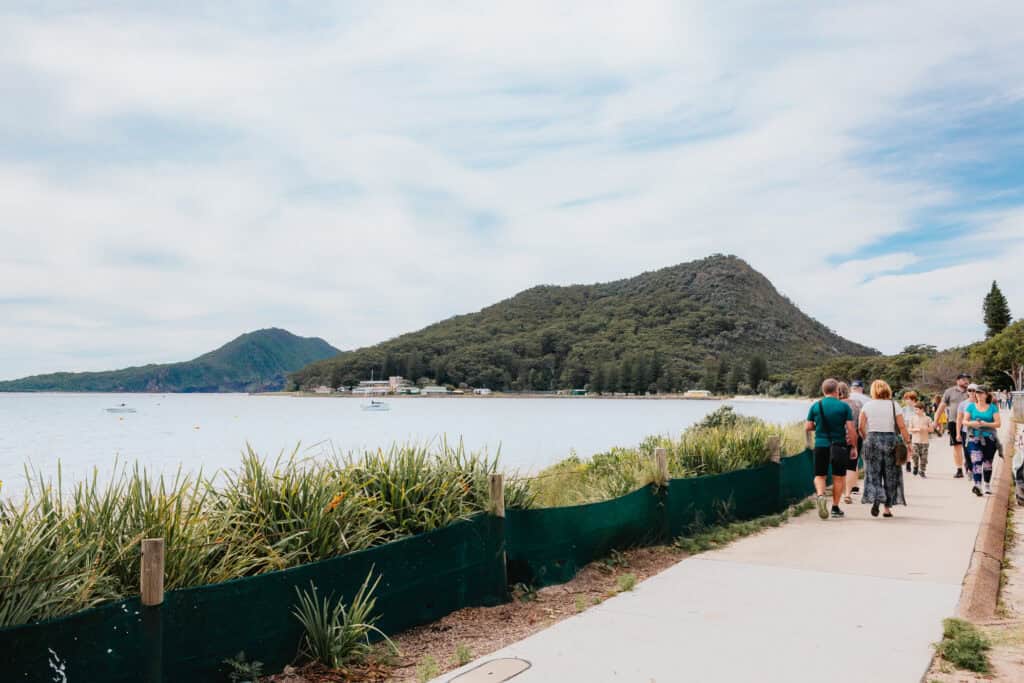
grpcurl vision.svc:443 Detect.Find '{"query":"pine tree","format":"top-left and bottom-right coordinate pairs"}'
top-left (748, 355), bottom-right (768, 389)
top-left (984, 281), bottom-right (1012, 338)
top-left (715, 360), bottom-right (729, 394)
top-left (727, 362), bottom-right (745, 394)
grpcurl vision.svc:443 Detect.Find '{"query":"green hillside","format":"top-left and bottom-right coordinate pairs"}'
top-left (291, 255), bottom-right (877, 393)
top-left (0, 328), bottom-right (340, 393)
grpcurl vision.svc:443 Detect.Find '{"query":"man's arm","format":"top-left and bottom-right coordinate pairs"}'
top-left (845, 420), bottom-right (857, 449)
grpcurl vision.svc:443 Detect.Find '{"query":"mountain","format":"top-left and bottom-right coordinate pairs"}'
top-left (0, 329), bottom-right (340, 393)
top-left (290, 255), bottom-right (877, 393)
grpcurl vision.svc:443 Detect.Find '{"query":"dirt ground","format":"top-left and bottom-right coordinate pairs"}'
top-left (928, 502), bottom-right (1024, 682)
top-left (262, 543), bottom-right (689, 683)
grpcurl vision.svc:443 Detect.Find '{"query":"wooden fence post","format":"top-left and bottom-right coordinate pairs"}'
top-left (489, 473), bottom-right (505, 518)
top-left (767, 436), bottom-right (781, 464)
top-left (488, 474), bottom-right (508, 602)
top-left (141, 538), bottom-right (164, 683)
top-left (654, 447), bottom-right (669, 486)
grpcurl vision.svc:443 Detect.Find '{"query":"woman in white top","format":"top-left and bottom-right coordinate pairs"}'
top-left (858, 380), bottom-right (913, 518)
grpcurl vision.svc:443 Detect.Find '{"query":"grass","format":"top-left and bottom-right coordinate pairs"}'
top-left (674, 499), bottom-right (815, 554)
top-left (453, 643), bottom-right (473, 667)
top-left (0, 440), bottom-right (527, 628)
top-left (934, 618), bottom-right (992, 673)
top-left (417, 655), bottom-right (440, 682)
top-left (616, 573), bottom-right (637, 592)
top-left (291, 572), bottom-right (393, 669)
top-left (528, 407), bottom-right (805, 507)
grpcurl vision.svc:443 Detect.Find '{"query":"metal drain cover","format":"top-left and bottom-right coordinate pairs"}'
top-left (448, 657), bottom-right (531, 682)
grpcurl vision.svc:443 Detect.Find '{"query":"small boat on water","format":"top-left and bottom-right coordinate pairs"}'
top-left (105, 403), bottom-right (137, 414)
top-left (360, 400), bottom-right (390, 412)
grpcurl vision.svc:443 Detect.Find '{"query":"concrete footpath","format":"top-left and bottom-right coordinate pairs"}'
top-left (437, 435), bottom-right (998, 683)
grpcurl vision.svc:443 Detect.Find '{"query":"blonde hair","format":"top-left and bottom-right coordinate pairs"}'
top-left (870, 380), bottom-right (893, 400)
top-left (837, 382), bottom-right (850, 399)
top-left (903, 390), bottom-right (918, 402)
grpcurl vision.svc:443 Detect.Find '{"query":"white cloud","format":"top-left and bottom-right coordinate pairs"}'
top-left (1, 1), bottom-right (1023, 378)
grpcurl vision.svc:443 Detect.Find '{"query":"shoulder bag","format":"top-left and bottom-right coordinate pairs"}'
top-left (892, 401), bottom-right (908, 465)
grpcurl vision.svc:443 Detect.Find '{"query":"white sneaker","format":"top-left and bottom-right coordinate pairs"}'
top-left (984, 483), bottom-right (992, 495)
top-left (817, 495), bottom-right (829, 519)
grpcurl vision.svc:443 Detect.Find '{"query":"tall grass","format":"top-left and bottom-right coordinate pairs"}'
top-left (0, 440), bottom-right (526, 628)
top-left (527, 407), bottom-right (806, 507)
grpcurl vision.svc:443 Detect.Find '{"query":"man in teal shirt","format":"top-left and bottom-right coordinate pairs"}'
top-left (805, 378), bottom-right (858, 519)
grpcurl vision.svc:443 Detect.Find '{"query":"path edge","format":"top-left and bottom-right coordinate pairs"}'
top-left (957, 454), bottom-right (1012, 621)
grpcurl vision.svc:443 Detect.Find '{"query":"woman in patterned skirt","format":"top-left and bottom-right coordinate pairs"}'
top-left (858, 380), bottom-right (913, 517)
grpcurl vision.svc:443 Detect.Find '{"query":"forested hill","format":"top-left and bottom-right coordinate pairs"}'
top-left (291, 255), bottom-right (877, 393)
top-left (0, 329), bottom-right (340, 393)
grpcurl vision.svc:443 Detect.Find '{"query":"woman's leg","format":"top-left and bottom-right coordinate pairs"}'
top-left (982, 438), bottom-right (996, 485)
top-left (968, 441), bottom-right (983, 485)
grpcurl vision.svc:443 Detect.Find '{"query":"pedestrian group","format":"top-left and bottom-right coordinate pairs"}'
top-left (806, 373), bottom-right (1004, 520)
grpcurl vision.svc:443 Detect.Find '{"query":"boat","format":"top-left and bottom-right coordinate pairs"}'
top-left (360, 400), bottom-right (391, 412)
top-left (105, 403), bottom-right (137, 414)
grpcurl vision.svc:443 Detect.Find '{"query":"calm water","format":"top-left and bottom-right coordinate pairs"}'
top-left (0, 393), bottom-right (811, 500)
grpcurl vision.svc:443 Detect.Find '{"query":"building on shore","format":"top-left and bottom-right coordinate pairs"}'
top-left (472, 388), bottom-right (492, 396)
top-left (683, 389), bottom-right (712, 398)
top-left (422, 385), bottom-right (449, 395)
top-left (313, 385), bottom-right (333, 394)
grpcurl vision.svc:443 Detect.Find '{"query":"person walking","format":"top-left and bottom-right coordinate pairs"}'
top-left (838, 382), bottom-right (863, 503)
top-left (935, 373), bottom-right (971, 478)
top-left (805, 378), bottom-right (857, 519)
top-left (909, 401), bottom-right (932, 477)
top-left (956, 384), bottom-right (980, 480)
top-left (849, 380), bottom-right (871, 407)
top-left (964, 386), bottom-right (1002, 496)
top-left (858, 380), bottom-right (912, 518)
top-left (901, 390), bottom-right (919, 472)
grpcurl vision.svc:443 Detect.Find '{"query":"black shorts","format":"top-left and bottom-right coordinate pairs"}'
top-left (814, 446), bottom-right (849, 478)
top-left (948, 421), bottom-right (962, 446)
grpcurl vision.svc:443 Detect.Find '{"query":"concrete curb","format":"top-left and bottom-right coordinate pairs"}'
top-left (957, 455), bottom-right (1012, 621)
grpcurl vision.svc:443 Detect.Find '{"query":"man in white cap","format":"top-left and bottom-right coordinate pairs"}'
top-left (849, 379), bottom-right (871, 407)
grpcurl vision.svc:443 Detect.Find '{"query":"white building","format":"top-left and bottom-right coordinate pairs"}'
top-left (473, 388), bottom-right (493, 396)
top-left (314, 385), bottom-right (333, 394)
top-left (422, 385), bottom-right (449, 395)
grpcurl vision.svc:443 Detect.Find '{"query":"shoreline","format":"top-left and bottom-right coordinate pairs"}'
top-left (265, 391), bottom-right (810, 401)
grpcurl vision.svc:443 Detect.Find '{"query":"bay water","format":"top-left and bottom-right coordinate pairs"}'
top-left (0, 393), bottom-right (811, 500)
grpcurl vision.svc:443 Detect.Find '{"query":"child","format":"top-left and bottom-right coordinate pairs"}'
top-left (909, 401), bottom-right (932, 477)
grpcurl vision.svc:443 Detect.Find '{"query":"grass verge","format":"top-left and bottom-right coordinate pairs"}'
top-left (934, 618), bottom-right (992, 673)
top-left (674, 498), bottom-right (815, 554)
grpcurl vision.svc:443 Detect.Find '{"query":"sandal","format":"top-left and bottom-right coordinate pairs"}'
top-left (883, 510), bottom-right (893, 518)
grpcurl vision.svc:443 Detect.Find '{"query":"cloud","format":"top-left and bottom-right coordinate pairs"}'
top-left (1, 1), bottom-right (1023, 378)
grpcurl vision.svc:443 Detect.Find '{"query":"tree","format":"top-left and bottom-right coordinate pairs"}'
top-left (983, 281), bottom-right (1011, 338)
top-left (901, 344), bottom-right (937, 356)
top-left (748, 356), bottom-right (768, 389)
top-left (917, 349), bottom-right (982, 394)
top-left (715, 359), bottom-right (729, 394)
top-left (727, 362), bottom-right (745, 395)
top-left (975, 320), bottom-right (1024, 390)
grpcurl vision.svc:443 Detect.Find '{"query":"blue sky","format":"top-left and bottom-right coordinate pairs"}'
top-left (1, 1), bottom-right (1023, 379)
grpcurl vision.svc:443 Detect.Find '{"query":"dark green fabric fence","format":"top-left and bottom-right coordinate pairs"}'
top-left (0, 515), bottom-right (504, 683)
top-left (506, 485), bottom-right (663, 587)
top-left (0, 451), bottom-right (815, 681)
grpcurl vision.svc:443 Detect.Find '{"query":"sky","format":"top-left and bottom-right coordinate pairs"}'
top-left (2, 1), bottom-right (1023, 380)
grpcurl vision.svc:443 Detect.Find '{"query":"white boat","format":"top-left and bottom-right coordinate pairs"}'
top-left (105, 403), bottom-right (137, 414)
top-left (360, 400), bottom-right (391, 412)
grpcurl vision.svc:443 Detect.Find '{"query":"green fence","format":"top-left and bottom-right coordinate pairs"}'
top-left (0, 515), bottom-right (504, 683)
top-left (0, 451), bottom-right (814, 681)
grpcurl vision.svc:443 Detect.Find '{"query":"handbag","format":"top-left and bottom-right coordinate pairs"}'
top-left (892, 401), bottom-right (909, 465)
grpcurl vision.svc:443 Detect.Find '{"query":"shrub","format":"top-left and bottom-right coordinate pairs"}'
top-left (935, 618), bottom-right (991, 673)
top-left (291, 572), bottom-right (393, 669)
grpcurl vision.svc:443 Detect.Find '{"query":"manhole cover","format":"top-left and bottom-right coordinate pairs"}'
top-left (448, 657), bottom-right (531, 682)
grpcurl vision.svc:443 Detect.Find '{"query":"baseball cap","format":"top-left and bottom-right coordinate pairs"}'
top-left (967, 383), bottom-right (980, 391)
top-left (851, 380), bottom-right (864, 388)
top-left (957, 373), bottom-right (971, 379)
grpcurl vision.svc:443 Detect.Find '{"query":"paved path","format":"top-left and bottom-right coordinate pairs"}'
top-left (438, 434), bottom-right (999, 683)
